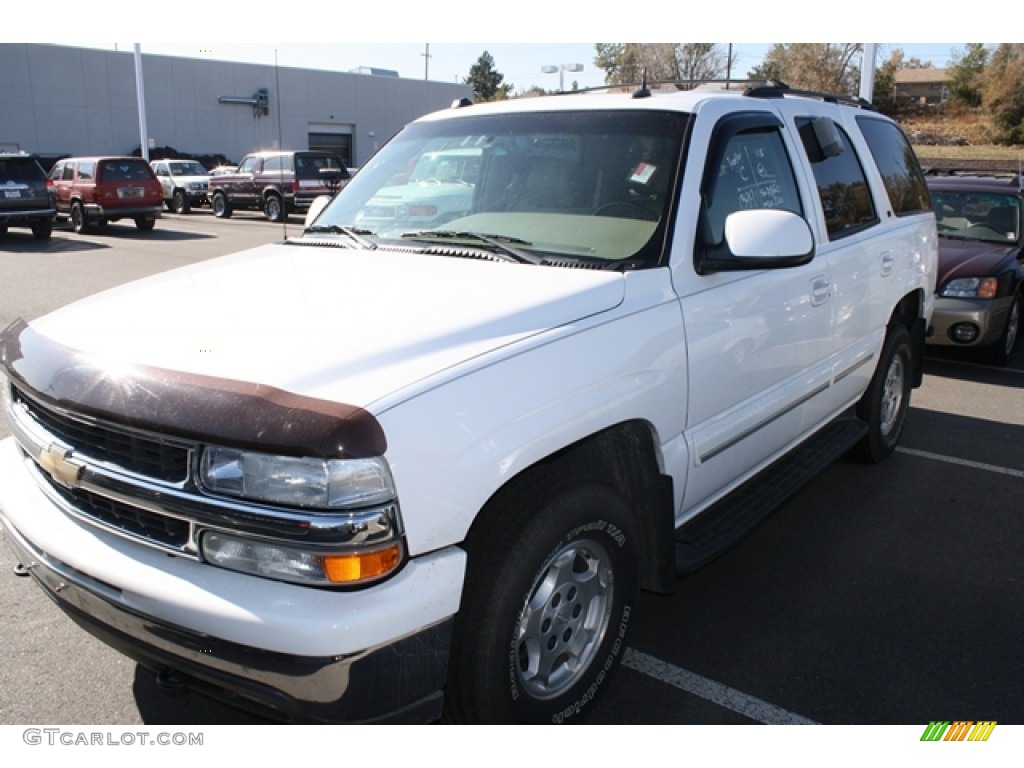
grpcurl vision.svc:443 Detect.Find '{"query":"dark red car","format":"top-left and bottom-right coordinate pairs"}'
top-left (48, 156), bottom-right (163, 233)
top-left (926, 171), bottom-right (1024, 365)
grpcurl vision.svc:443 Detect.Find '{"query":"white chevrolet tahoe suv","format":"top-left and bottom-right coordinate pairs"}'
top-left (0, 82), bottom-right (937, 724)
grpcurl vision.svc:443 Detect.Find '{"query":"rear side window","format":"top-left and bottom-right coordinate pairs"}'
top-left (295, 154), bottom-right (346, 178)
top-left (263, 155), bottom-right (294, 173)
top-left (855, 117), bottom-right (931, 215)
top-left (797, 117), bottom-right (877, 240)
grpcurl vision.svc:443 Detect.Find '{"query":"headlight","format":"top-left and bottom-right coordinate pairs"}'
top-left (201, 531), bottom-right (403, 586)
top-left (940, 277), bottom-right (998, 299)
top-left (200, 446), bottom-right (396, 509)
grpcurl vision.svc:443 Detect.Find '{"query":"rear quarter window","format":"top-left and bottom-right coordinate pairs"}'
top-left (855, 116), bottom-right (931, 215)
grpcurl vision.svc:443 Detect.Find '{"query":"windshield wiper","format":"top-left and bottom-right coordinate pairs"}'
top-left (304, 224), bottom-right (378, 250)
top-left (401, 230), bottom-right (543, 264)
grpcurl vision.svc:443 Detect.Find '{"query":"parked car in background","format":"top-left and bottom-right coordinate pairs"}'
top-left (927, 171), bottom-right (1024, 365)
top-left (355, 147), bottom-right (481, 233)
top-left (0, 152), bottom-right (55, 240)
top-left (151, 158), bottom-right (211, 213)
top-left (48, 156), bottom-right (162, 233)
top-left (208, 150), bottom-right (349, 222)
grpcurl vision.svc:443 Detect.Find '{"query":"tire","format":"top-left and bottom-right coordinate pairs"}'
top-left (264, 193), bottom-right (284, 222)
top-left (31, 220), bottom-right (53, 240)
top-left (985, 292), bottom-right (1021, 366)
top-left (172, 189), bottom-right (191, 214)
top-left (852, 324), bottom-right (913, 463)
top-left (212, 192), bottom-right (232, 218)
top-left (71, 201), bottom-right (89, 233)
top-left (135, 216), bottom-right (156, 231)
top-left (443, 469), bottom-right (639, 724)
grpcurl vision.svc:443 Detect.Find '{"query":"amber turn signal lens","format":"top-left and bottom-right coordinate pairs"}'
top-left (324, 545), bottom-right (402, 584)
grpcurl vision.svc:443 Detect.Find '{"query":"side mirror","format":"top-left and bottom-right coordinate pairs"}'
top-left (697, 209), bottom-right (814, 274)
top-left (304, 195), bottom-right (332, 228)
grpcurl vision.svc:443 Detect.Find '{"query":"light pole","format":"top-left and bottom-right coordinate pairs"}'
top-left (541, 63), bottom-right (583, 92)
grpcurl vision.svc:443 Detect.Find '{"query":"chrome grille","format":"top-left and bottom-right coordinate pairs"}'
top-left (13, 386), bottom-right (190, 483)
top-left (48, 480), bottom-right (191, 549)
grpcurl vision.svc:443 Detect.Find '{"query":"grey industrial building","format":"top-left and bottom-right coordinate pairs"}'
top-left (0, 44), bottom-right (473, 168)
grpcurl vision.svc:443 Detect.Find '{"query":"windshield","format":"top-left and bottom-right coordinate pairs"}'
top-left (933, 190), bottom-right (1021, 245)
top-left (170, 161), bottom-right (209, 176)
top-left (309, 109), bottom-right (689, 266)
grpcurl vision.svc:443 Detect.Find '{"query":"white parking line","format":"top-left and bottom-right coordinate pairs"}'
top-left (896, 447), bottom-right (1024, 479)
top-left (622, 648), bottom-right (819, 724)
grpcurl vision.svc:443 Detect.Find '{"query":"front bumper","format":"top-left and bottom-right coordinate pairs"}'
top-left (0, 437), bottom-right (464, 723)
top-left (926, 295), bottom-right (1014, 348)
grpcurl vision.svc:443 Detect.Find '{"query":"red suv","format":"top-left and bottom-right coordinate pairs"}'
top-left (48, 156), bottom-right (163, 233)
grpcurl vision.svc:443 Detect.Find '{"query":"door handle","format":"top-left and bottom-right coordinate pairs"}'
top-left (810, 276), bottom-right (831, 306)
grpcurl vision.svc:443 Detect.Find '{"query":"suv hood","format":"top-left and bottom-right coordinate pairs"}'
top-left (25, 243), bottom-right (625, 410)
top-left (937, 238), bottom-right (1016, 286)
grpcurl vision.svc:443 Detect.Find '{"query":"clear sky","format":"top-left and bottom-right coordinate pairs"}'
top-left (10, 0), bottom-right (983, 90)
top-left (74, 42), bottom-right (969, 91)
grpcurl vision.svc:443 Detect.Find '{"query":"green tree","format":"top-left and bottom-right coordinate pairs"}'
top-left (466, 51), bottom-right (512, 102)
top-left (593, 43), bottom-right (734, 86)
top-left (948, 43), bottom-right (988, 107)
top-left (980, 44), bottom-right (1024, 144)
top-left (760, 44), bottom-right (862, 93)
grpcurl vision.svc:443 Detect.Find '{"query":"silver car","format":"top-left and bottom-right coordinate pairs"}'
top-left (151, 159), bottom-right (211, 214)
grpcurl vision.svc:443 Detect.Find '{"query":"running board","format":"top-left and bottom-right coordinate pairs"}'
top-left (674, 416), bottom-right (868, 576)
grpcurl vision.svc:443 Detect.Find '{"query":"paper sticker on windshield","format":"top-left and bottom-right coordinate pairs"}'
top-left (630, 163), bottom-right (657, 185)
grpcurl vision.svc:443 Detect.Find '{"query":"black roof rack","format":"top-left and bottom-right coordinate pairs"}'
top-left (558, 78), bottom-right (876, 110)
top-left (743, 80), bottom-right (876, 111)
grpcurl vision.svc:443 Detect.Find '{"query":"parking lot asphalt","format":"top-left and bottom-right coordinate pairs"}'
top-left (1, 212), bottom-right (1022, 725)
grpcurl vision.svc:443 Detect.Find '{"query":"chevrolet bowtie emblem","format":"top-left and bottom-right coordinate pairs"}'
top-left (38, 445), bottom-right (83, 489)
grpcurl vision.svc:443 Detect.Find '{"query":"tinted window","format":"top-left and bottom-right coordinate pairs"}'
top-left (99, 159), bottom-right (154, 181)
top-left (855, 117), bottom-right (931, 215)
top-left (295, 154), bottom-right (346, 178)
top-left (0, 157), bottom-right (44, 182)
top-left (797, 118), bottom-right (877, 240)
top-left (704, 125), bottom-right (803, 245)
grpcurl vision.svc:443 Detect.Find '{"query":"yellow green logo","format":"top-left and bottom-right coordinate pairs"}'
top-left (921, 721), bottom-right (997, 741)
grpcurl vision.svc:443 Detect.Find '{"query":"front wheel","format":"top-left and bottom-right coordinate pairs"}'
top-left (172, 189), bottom-right (191, 214)
top-left (443, 470), bottom-right (639, 724)
top-left (985, 292), bottom-right (1021, 366)
top-left (212, 192), bottom-right (232, 218)
top-left (852, 324), bottom-right (913, 463)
